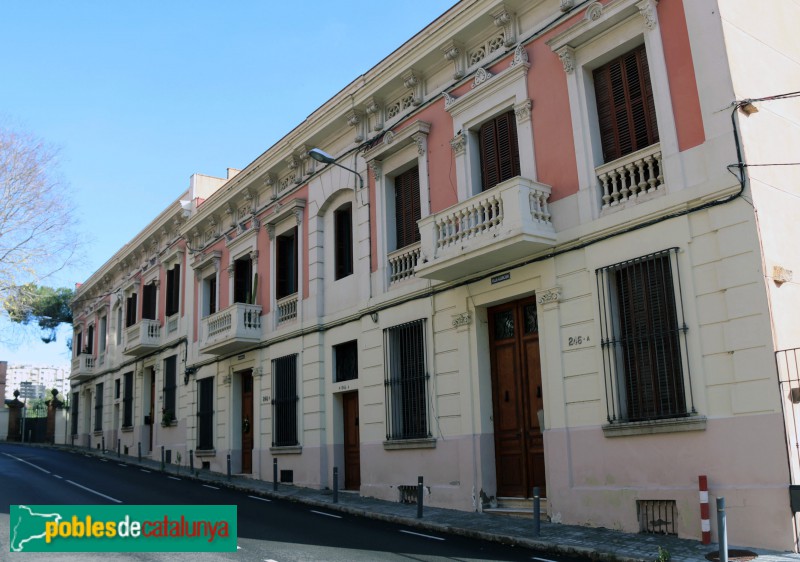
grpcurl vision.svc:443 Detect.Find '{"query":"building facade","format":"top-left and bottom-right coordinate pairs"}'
top-left (5, 364), bottom-right (70, 400)
top-left (69, 0), bottom-right (800, 551)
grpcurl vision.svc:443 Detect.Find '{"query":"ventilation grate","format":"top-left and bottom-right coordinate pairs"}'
top-left (637, 499), bottom-right (677, 535)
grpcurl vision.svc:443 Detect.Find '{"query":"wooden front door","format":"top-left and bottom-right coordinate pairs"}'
top-left (241, 370), bottom-right (253, 473)
top-left (489, 296), bottom-right (546, 498)
top-left (149, 373), bottom-right (155, 452)
top-left (342, 392), bottom-right (361, 490)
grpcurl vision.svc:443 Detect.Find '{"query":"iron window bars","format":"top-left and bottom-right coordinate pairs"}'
top-left (272, 354), bottom-right (299, 447)
top-left (384, 319), bottom-right (430, 440)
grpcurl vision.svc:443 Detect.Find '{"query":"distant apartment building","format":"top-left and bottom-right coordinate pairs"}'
top-left (6, 364), bottom-right (70, 400)
top-left (0, 361), bottom-right (6, 404)
top-left (68, 0), bottom-right (800, 552)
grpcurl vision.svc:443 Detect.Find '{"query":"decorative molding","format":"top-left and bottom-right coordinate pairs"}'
top-left (636, 0), bottom-right (659, 30)
top-left (383, 130), bottom-right (395, 145)
top-left (264, 173), bottom-right (277, 200)
top-left (442, 91), bottom-right (457, 109)
top-left (227, 264), bottom-right (234, 278)
top-left (514, 99), bottom-right (532, 123)
top-left (585, 1), bottom-right (603, 21)
top-left (266, 223), bottom-right (276, 240)
top-left (441, 39), bottom-right (465, 79)
top-left (472, 67), bottom-right (493, 89)
top-left (362, 120), bottom-right (431, 162)
top-left (411, 132), bottom-right (426, 156)
top-left (450, 132), bottom-right (467, 156)
top-left (365, 96), bottom-right (384, 131)
top-left (401, 69), bottom-right (424, 106)
top-left (346, 109), bottom-right (365, 142)
top-left (491, 4), bottom-right (517, 47)
top-left (451, 312), bottom-right (472, 328)
top-left (369, 160), bottom-right (382, 181)
top-left (286, 155), bottom-right (303, 185)
top-left (252, 367), bottom-right (263, 378)
top-left (560, 0), bottom-right (575, 11)
top-left (509, 43), bottom-right (529, 68)
top-left (537, 287), bottom-right (562, 305)
top-left (556, 46), bottom-right (575, 74)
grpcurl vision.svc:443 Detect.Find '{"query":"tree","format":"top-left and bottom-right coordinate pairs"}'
top-left (0, 124), bottom-right (81, 343)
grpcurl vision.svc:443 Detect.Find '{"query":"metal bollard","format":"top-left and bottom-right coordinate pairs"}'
top-left (333, 467), bottom-right (339, 504)
top-left (189, 450), bottom-right (194, 473)
top-left (273, 458), bottom-right (278, 491)
top-left (417, 476), bottom-right (424, 519)
top-left (102, 436), bottom-right (105, 453)
top-left (227, 454), bottom-right (231, 481)
top-left (161, 446), bottom-right (165, 471)
top-left (533, 486), bottom-right (541, 537)
top-left (117, 438), bottom-right (121, 458)
top-left (138, 442), bottom-right (141, 463)
top-left (717, 497), bottom-right (728, 562)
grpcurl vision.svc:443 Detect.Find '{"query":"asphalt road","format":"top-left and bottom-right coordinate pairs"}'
top-left (0, 443), bottom-right (588, 562)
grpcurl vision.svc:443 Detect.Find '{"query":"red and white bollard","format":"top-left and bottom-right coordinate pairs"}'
top-left (699, 475), bottom-right (711, 544)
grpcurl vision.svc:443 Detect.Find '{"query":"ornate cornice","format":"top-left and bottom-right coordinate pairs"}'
top-left (450, 132), bottom-right (467, 156)
top-left (472, 67), bottom-right (493, 89)
top-left (537, 287), bottom-right (561, 306)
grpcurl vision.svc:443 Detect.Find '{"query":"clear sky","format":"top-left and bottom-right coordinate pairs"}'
top-left (0, 0), bottom-right (458, 368)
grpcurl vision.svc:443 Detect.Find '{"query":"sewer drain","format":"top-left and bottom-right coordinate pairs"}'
top-left (704, 550), bottom-right (758, 562)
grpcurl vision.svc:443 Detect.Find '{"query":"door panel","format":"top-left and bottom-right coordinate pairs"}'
top-left (241, 370), bottom-right (253, 474)
top-left (343, 392), bottom-right (361, 490)
top-left (489, 297), bottom-right (546, 498)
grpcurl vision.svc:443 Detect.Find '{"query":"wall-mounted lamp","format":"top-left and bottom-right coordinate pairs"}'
top-left (308, 148), bottom-right (364, 190)
top-left (370, 311), bottom-right (379, 323)
top-left (184, 367), bottom-right (197, 385)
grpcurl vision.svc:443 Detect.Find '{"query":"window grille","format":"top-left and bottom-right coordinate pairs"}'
top-left (163, 355), bottom-right (177, 419)
top-left (334, 340), bottom-right (358, 383)
top-left (596, 248), bottom-right (694, 423)
top-left (71, 391), bottom-right (79, 435)
top-left (94, 383), bottom-right (103, 431)
top-left (197, 377), bottom-right (214, 450)
top-left (272, 354), bottom-right (298, 447)
top-left (122, 372), bottom-right (134, 428)
top-left (637, 499), bottom-right (677, 535)
top-left (384, 319), bottom-right (430, 440)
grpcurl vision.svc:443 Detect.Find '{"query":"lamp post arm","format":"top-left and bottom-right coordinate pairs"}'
top-left (331, 162), bottom-right (364, 190)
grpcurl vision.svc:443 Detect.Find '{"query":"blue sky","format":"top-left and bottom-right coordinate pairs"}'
top-left (0, 0), bottom-right (458, 367)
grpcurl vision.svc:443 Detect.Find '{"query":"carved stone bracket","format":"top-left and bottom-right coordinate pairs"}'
top-left (441, 39), bottom-right (465, 80)
top-left (365, 96), bottom-right (384, 132)
top-left (450, 132), bottom-right (467, 156)
top-left (369, 160), bottom-right (383, 181)
top-left (637, 0), bottom-right (659, 30)
top-left (346, 109), bottom-right (366, 143)
top-left (509, 43), bottom-right (529, 68)
top-left (492, 4), bottom-right (517, 47)
top-left (585, 2), bottom-right (603, 21)
top-left (556, 46), bottom-right (575, 74)
top-left (514, 99), bottom-right (532, 123)
top-left (411, 132), bottom-right (427, 156)
top-left (560, 0), bottom-right (575, 11)
top-left (537, 287), bottom-right (562, 306)
top-left (442, 91), bottom-right (457, 110)
top-left (252, 367), bottom-right (263, 378)
top-left (451, 312), bottom-right (472, 328)
top-left (402, 69), bottom-right (424, 106)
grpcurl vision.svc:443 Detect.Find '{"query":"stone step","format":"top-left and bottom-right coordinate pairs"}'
top-left (485, 497), bottom-right (549, 520)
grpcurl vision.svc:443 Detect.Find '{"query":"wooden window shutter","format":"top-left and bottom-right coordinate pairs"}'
top-left (334, 204), bottom-right (353, 280)
top-left (594, 45), bottom-right (658, 163)
top-left (277, 227), bottom-right (298, 299)
top-left (394, 167), bottom-right (421, 250)
top-left (480, 110), bottom-right (521, 191)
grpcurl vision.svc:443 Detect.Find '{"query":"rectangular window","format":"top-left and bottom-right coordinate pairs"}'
top-left (276, 228), bottom-right (298, 299)
top-left (197, 377), bottom-right (214, 450)
top-left (334, 340), bottom-right (358, 383)
top-left (142, 283), bottom-right (157, 320)
top-left (593, 44), bottom-right (659, 163)
top-left (116, 307), bottom-right (123, 344)
top-left (123, 371), bottom-right (133, 428)
top-left (99, 316), bottom-right (107, 353)
top-left (233, 256), bottom-right (253, 304)
top-left (479, 110), bottom-right (521, 191)
top-left (334, 204), bottom-right (353, 280)
top-left (384, 319), bottom-right (429, 440)
top-left (165, 264), bottom-right (181, 316)
top-left (597, 248), bottom-right (692, 423)
top-left (163, 355), bottom-right (177, 422)
top-left (272, 354), bottom-right (298, 447)
top-left (394, 167), bottom-right (421, 250)
top-left (71, 392), bottom-right (79, 435)
top-left (126, 294), bottom-right (137, 327)
top-left (203, 274), bottom-right (217, 317)
top-left (75, 330), bottom-right (83, 356)
top-left (94, 383), bottom-right (104, 432)
top-left (86, 324), bottom-right (94, 355)
top-left (114, 379), bottom-right (121, 399)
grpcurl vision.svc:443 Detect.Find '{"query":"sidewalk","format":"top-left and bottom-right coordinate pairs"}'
top-left (73, 445), bottom-right (800, 562)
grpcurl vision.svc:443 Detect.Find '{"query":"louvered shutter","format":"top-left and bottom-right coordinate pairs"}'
top-left (480, 110), bottom-right (521, 191)
top-left (394, 167), bottom-right (421, 249)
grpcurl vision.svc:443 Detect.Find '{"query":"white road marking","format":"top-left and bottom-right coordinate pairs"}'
top-left (3, 452), bottom-right (51, 474)
top-left (399, 530), bottom-right (445, 541)
top-left (100, 459), bottom-right (108, 462)
top-left (118, 463), bottom-right (127, 467)
top-left (310, 510), bottom-right (342, 519)
top-left (53, 475), bottom-right (63, 479)
top-left (532, 558), bottom-right (557, 562)
top-left (264, 559), bottom-right (279, 562)
top-left (140, 469), bottom-right (151, 473)
top-left (248, 495), bottom-right (271, 502)
top-left (203, 484), bottom-right (219, 490)
top-left (66, 479), bottom-right (122, 503)
top-left (168, 476), bottom-right (181, 481)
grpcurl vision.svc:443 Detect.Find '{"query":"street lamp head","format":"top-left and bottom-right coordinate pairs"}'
top-left (308, 148), bottom-right (336, 164)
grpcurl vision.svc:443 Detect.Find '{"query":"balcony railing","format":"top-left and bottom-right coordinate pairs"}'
top-left (387, 243), bottom-right (421, 285)
top-left (166, 313), bottom-right (179, 335)
top-left (596, 143), bottom-right (663, 212)
top-left (70, 354), bottom-right (96, 382)
top-left (276, 294), bottom-right (298, 325)
top-left (123, 319), bottom-right (161, 357)
top-left (415, 176), bottom-right (557, 281)
top-left (200, 302), bottom-right (262, 355)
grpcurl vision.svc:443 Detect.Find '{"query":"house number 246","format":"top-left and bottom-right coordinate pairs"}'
top-left (568, 335), bottom-right (590, 346)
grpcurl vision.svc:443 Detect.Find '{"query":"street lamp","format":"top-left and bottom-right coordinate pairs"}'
top-left (308, 148), bottom-right (364, 190)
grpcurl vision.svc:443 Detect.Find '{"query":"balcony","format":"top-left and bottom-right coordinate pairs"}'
top-left (276, 294), bottom-right (298, 325)
top-left (597, 143), bottom-right (663, 212)
top-left (70, 354), bottom-right (96, 382)
top-left (200, 302), bottom-right (262, 355)
top-left (415, 176), bottom-right (557, 281)
top-left (123, 319), bottom-right (161, 357)
top-left (387, 243), bottom-right (421, 285)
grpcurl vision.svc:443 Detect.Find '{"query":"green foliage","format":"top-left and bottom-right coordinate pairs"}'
top-left (656, 546), bottom-right (671, 562)
top-left (3, 283), bottom-right (74, 343)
